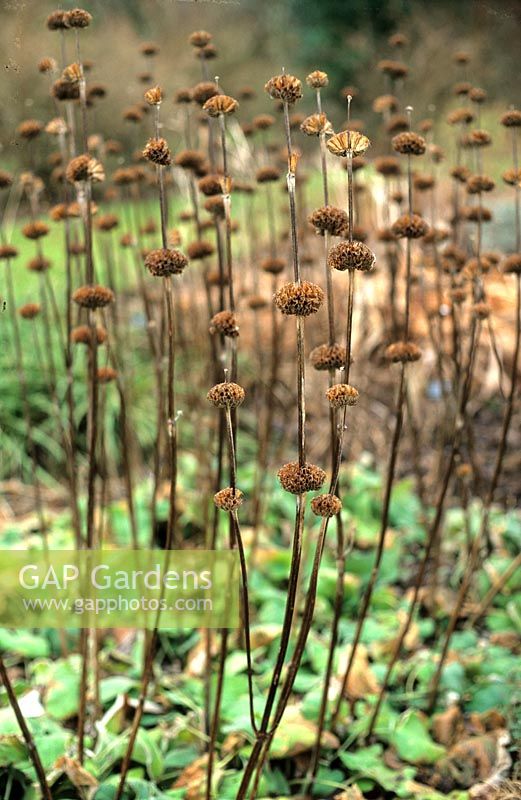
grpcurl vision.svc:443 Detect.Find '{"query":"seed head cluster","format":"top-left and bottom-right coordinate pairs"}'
top-left (277, 462), bottom-right (326, 494)
top-left (274, 281), bottom-right (324, 316)
top-left (207, 382), bottom-right (245, 408)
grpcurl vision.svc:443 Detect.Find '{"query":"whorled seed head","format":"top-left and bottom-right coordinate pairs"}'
top-left (0, 244), bottom-right (18, 259)
top-left (0, 170), bottom-right (13, 189)
top-left (18, 303), bottom-right (41, 320)
top-left (198, 174), bottom-right (224, 196)
top-left (308, 206), bottom-right (347, 237)
top-left (27, 256), bottom-right (51, 272)
top-left (144, 85), bottom-right (163, 106)
top-left (502, 168), bottom-right (521, 187)
top-left (209, 310), bottom-right (239, 337)
top-left (192, 81), bottom-right (219, 106)
top-left (71, 325), bottom-right (108, 345)
top-left (46, 10), bottom-right (70, 30)
top-left (189, 30), bottom-right (212, 48)
top-left (96, 213), bottom-right (119, 231)
top-left (253, 113), bottom-right (275, 130)
top-left (392, 131), bottom-right (426, 156)
top-left (207, 382), bottom-right (245, 408)
top-left (372, 94), bottom-right (399, 114)
top-left (392, 213), bottom-right (429, 239)
top-left (385, 341), bottom-right (422, 363)
top-left (327, 130), bottom-right (370, 158)
top-left (203, 94), bottom-right (239, 117)
top-left (17, 120), bottom-right (43, 140)
top-left (265, 74), bottom-right (302, 104)
top-left (326, 383), bottom-right (359, 408)
top-left (98, 366), bottom-right (118, 383)
top-left (261, 256), bottom-right (286, 275)
top-left (66, 154), bottom-right (104, 183)
top-left (66, 8), bottom-right (92, 28)
top-left (503, 253), bottom-right (521, 274)
top-left (311, 494), bottom-right (342, 517)
top-left (300, 113), bottom-right (333, 137)
top-left (175, 149), bottom-right (206, 171)
top-left (256, 166), bottom-right (280, 183)
top-left (187, 240), bottom-right (215, 260)
top-left (143, 137), bottom-right (172, 166)
top-left (277, 462), bottom-right (326, 494)
top-left (72, 284), bottom-right (115, 309)
top-left (500, 109), bottom-right (521, 128)
top-left (328, 240), bottom-right (375, 272)
top-left (145, 248), bottom-right (188, 277)
top-left (310, 343), bottom-right (347, 371)
top-left (274, 281), bottom-right (324, 316)
top-left (22, 221), bottom-right (49, 240)
top-left (377, 59), bottom-right (408, 79)
top-left (214, 487), bottom-right (244, 511)
top-left (472, 301), bottom-right (490, 319)
top-left (462, 205), bottom-right (492, 222)
top-left (306, 70), bottom-right (328, 88)
top-left (374, 156), bottom-right (401, 177)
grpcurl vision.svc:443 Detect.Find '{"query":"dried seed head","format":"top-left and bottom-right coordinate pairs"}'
top-left (300, 112), bottom-right (333, 137)
top-left (0, 244), bottom-right (18, 259)
top-left (27, 256), bottom-right (51, 272)
top-left (326, 383), bottom-right (359, 408)
top-left (274, 281), bottom-right (324, 316)
top-left (265, 74), bottom-right (302, 104)
top-left (372, 94), bottom-right (399, 114)
top-left (453, 81), bottom-right (472, 96)
top-left (469, 87), bottom-right (487, 104)
top-left (392, 131), bottom-right (426, 156)
top-left (502, 168), bottom-right (521, 186)
top-left (203, 94), bottom-right (238, 117)
top-left (209, 310), bottom-right (239, 337)
top-left (503, 253), bottom-right (521, 274)
top-left (451, 165), bottom-right (471, 183)
top-left (71, 324), bottom-right (108, 345)
top-left (392, 213), bottom-right (429, 239)
top-left (192, 81), bottom-right (219, 106)
top-left (17, 119), bottom-right (43, 140)
top-left (374, 156), bottom-right (401, 177)
top-left (462, 205), bottom-right (492, 222)
top-left (256, 166), bottom-right (281, 183)
top-left (469, 129), bottom-right (492, 147)
top-left (385, 341), bottom-right (422, 363)
top-left (386, 114), bottom-right (409, 134)
top-left (46, 10), bottom-right (70, 30)
top-left (45, 117), bottom-right (68, 136)
top-left (123, 106), bottom-right (143, 123)
top-left (66, 8), bottom-right (92, 28)
top-left (0, 170), bottom-right (13, 189)
top-left (144, 86), bottom-right (163, 106)
top-left (72, 285), bottom-right (115, 309)
top-left (52, 79), bottom-right (80, 101)
top-left (214, 487), bottom-right (244, 511)
top-left (253, 113), bottom-right (275, 130)
top-left (311, 494), bottom-right (342, 517)
top-left (328, 240), bottom-right (375, 272)
top-left (62, 62), bottom-right (82, 83)
top-left (198, 174), bottom-right (224, 196)
top-left (450, 287), bottom-right (467, 304)
top-left (430, 144), bottom-right (445, 163)
top-left (501, 109), bottom-right (521, 127)
top-left (98, 366), bottom-right (117, 383)
top-left (466, 174), bottom-right (495, 193)
top-left (175, 149), bottom-right (206, 170)
top-left (18, 303), bottom-right (41, 319)
top-left (204, 196), bottom-right (225, 218)
top-left (327, 130), bottom-right (370, 157)
top-left (377, 227), bottom-right (397, 243)
top-left (261, 256), bottom-right (286, 275)
top-left (96, 213), bottom-right (119, 232)
top-left (472, 301), bottom-right (490, 319)
top-left (306, 70), bottom-right (328, 88)
top-left (145, 248), bottom-right (188, 277)
top-left (308, 206), bottom-right (348, 237)
top-left (66, 154), bottom-right (104, 183)
top-left (143, 137), bottom-right (172, 166)
top-left (388, 32), bottom-right (408, 48)
top-left (277, 462), bottom-right (326, 494)
top-left (189, 30), bottom-right (212, 47)
top-left (414, 174), bottom-right (435, 191)
top-left (140, 41), bottom-right (160, 56)
top-left (207, 382), bottom-right (245, 408)
top-left (22, 221), bottom-right (49, 240)
top-left (310, 343), bottom-right (347, 371)
top-left (377, 59), bottom-right (409, 79)
top-left (187, 240), bottom-right (215, 260)
top-left (454, 51), bottom-right (471, 65)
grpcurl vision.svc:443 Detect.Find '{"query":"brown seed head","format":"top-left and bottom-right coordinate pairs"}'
top-left (27, 256), bottom-right (51, 272)
top-left (61, 62), bottom-right (82, 84)
top-left (145, 248), bottom-right (188, 277)
top-left (0, 244), bottom-right (18, 260)
top-left (204, 196), bottom-right (225, 217)
top-left (327, 130), bottom-right (370, 157)
top-left (469, 129), bottom-right (492, 147)
top-left (253, 114), bottom-right (275, 130)
top-left (453, 81), bottom-right (472, 96)
top-left (277, 462), bottom-right (326, 494)
top-left (261, 256), bottom-right (286, 275)
top-left (328, 240), bottom-right (375, 272)
top-left (144, 86), bottom-right (163, 106)
top-left (462, 205), bottom-right (492, 222)
top-left (469, 87), bottom-right (487, 104)
top-left (18, 303), bottom-right (41, 320)
top-left (203, 94), bottom-right (238, 117)
top-left (192, 81), bottom-right (219, 106)
top-left (374, 156), bottom-right (401, 177)
top-left (71, 325), bottom-right (108, 345)
top-left (414, 174), bottom-right (435, 191)
top-left (22, 221), bottom-right (49, 240)
top-left (265, 74), bottom-right (302, 104)
top-left (503, 253), bottom-right (521, 274)
top-left (96, 213), bottom-right (119, 232)
top-left (451, 165), bottom-right (471, 183)
top-left (466, 174), bottom-right (495, 194)
top-left (454, 51), bottom-right (471, 65)
top-left (189, 30), bottom-right (212, 47)
top-left (214, 487), bottom-right (244, 511)
top-left (392, 213), bottom-right (429, 239)
top-left (248, 294), bottom-right (268, 310)
top-left (98, 367), bottom-right (117, 383)
top-left (66, 8), bottom-right (92, 28)
top-left (385, 341), bottom-right (422, 363)
top-left (386, 114), bottom-right (409, 134)
top-left (308, 206), bottom-right (348, 237)
top-left (372, 94), bottom-right (399, 114)
top-left (502, 168), bottom-right (521, 186)
top-left (326, 383), bottom-right (359, 408)
top-left (207, 382), bottom-right (245, 408)
top-left (310, 343), bottom-right (347, 371)
top-left (392, 131), bottom-right (426, 156)
top-left (72, 285), bottom-right (115, 309)
top-left (52, 79), bottom-right (80, 101)
top-left (377, 59), bottom-right (409, 79)
top-left (306, 70), bottom-right (328, 88)
top-left (300, 112), bottom-right (333, 137)
top-left (17, 120), bottom-right (43, 140)
top-left (501, 109), bottom-right (521, 128)
top-left (388, 32), bottom-right (408, 48)
top-left (46, 10), bottom-right (70, 30)
top-left (143, 137), bottom-right (172, 166)
top-left (139, 41), bottom-right (160, 56)
top-left (175, 149), bottom-right (206, 171)
top-left (274, 281), bottom-right (324, 316)
top-left (187, 240), bottom-right (214, 260)
top-left (209, 310), bottom-right (239, 337)
top-left (0, 170), bottom-right (13, 189)
top-left (198, 174), bottom-right (224, 196)
top-left (311, 494), bottom-right (342, 517)
top-left (66, 154), bottom-right (104, 183)
top-left (256, 166), bottom-right (280, 184)
top-left (472, 301), bottom-right (490, 319)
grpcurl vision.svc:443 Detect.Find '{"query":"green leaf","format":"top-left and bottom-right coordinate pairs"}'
top-left (390, 711), bottom-right (446, 765)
